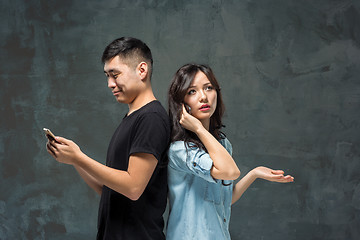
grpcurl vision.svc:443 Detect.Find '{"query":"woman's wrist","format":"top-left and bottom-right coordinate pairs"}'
top-left (248, 168), bottom-right (259, 181)
top-left (194, 125), bottom-right (208, 137)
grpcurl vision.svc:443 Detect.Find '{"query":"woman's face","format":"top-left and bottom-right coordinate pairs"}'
top-left (183, 71), bottom-right (217, 127)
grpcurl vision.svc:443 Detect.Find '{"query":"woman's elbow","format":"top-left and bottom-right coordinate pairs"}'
top-left (212, 166), bottom-right (241, 180)
top-left (220, 168), bottom-right (241, 180)
top-left (230, 168), bottom-right (241, 180)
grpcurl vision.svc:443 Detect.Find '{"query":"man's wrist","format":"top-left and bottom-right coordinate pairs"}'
top-left (73, 151), bottom-right (86, 166)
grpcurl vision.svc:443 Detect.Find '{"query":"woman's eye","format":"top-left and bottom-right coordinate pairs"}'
top-left (205, 86), bottom-right (213, 91)
top-left (187, 89), bottom-right (196, 95)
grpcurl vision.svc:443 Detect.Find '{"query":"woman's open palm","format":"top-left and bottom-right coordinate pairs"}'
top-left (253, 166), bottom-right (294, 183)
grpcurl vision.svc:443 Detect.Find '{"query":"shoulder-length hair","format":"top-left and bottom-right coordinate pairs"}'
top-left (168, 63), bottom-right (225, 150)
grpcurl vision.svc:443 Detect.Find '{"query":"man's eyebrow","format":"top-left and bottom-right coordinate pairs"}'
top-left (104, 69), bottom-right (119, 74)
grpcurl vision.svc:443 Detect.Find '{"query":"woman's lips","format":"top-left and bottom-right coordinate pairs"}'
top-left (199, 104), bottom-right (210, 111)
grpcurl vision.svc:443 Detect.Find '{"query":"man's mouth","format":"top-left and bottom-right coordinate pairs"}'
top-left (113, 89), bottom-right (123, 95)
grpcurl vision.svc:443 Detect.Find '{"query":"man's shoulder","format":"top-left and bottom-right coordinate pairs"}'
top-left (137, 101), bottom-right (169, 122)
top-left (140, 100), bottom-right (167, 114)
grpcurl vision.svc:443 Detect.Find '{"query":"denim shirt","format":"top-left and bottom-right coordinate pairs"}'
top-left (166, 138), bottom-right (233, 240)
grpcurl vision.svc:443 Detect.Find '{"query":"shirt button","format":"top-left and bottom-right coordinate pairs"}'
top-left (193, 162), bottom-right (197, 167)
top-left (223, 218), bottom-right (226, 223)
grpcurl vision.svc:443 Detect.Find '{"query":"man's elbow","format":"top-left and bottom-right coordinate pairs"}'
top-left (127, 187), bottom-right (145, 201)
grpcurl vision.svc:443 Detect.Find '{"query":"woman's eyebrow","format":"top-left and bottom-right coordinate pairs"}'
top-left (188, 82), bottom-right (212, 88)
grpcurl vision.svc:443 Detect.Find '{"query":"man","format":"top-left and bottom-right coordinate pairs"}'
top-left (46, 37), bottom-right (170, 239)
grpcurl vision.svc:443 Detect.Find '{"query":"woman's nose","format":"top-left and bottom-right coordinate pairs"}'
top-left (199, 90), bottom-right (207, 102)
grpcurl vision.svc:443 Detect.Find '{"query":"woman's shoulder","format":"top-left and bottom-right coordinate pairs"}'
top-left (218, 136), bottom-right (233, 155)
top-left (169, 141), bottom-right (186, 150)
top-left (168, 141), bottom-right (192, 170)
top-left (168, 141), bottom-right (201, 159)
top-left (169, 141), bottom-right (187, 158)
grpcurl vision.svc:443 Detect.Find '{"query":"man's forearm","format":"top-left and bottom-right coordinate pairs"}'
top-left (74, 164), bottom-right (103, 195)
top-left (73, 151), bottom-right (158, 201)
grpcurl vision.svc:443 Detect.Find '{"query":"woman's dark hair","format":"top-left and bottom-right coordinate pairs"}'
top-left (168, 63), bottom-right (225, 150)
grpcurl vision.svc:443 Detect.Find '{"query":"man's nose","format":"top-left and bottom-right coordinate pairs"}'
top-left (108, 77), bottom-right (116, 88)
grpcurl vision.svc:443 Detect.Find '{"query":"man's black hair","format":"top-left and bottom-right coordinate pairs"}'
top-left (102, 37), bottom-right (153, 78)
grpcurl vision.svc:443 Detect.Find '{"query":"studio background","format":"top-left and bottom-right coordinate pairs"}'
top-left (1, 0), bottom-right (359, 239)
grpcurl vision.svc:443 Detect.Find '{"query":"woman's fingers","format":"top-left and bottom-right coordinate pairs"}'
top-left (271, 170), bottom-right (284, 175)
top-left (284, 175), bottom-right (294, 181)
top-left (275, 175), bottom-right (294, 183)
top-left (181, 104), bottom-right (190, 117)
top-left (182, 104), bottom-right (186, 113)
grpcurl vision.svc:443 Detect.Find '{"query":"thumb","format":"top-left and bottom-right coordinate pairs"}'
top-left (271, 170), bottom-right (285, 175)
top-left (54, 136), bottom-right (70, 145)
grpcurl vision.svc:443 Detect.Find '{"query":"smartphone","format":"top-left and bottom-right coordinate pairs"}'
top-left (43, 128), bottom-right (58, 142)
top-left (184, 104), bottom-right (191, 114)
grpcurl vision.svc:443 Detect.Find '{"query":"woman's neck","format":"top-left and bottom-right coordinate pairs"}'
top-left (200, 119), bottom-right (210, 131)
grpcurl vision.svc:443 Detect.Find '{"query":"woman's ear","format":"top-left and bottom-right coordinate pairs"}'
top-left (137, 62), bottom-right (149, 81)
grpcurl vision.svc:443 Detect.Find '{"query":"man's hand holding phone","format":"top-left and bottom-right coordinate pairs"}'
top-left (44, 128), bottom-right (83, 165)
top-left (43, 128), bottom-right (60, 143)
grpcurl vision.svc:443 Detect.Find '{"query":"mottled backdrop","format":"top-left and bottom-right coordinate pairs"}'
top-left (1, 0), bottom-right (359, 239)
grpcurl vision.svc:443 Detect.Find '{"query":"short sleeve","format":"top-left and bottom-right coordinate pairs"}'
top-left (168, 141), bottom-right (217, 183)
top-left (219, 137), bottom-right (233, 156)
top-left (130, 112), bottom-right (169, 162)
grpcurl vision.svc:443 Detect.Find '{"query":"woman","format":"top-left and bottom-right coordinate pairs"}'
top-left (166, 63), bottom-right (294, 240)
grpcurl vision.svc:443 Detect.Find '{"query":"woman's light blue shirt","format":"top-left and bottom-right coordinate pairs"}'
top-left (166, 138), bottom-right (234, 240)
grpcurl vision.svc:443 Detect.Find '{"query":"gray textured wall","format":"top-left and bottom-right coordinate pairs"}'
top-left (1, 0), bottom-right (359, 239)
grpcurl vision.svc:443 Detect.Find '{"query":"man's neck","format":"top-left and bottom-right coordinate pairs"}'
top-left (127, 89), bottom-right (156, 116)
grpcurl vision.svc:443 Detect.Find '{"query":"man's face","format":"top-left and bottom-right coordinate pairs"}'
top-left (104, 56), bottom-right (142, 104)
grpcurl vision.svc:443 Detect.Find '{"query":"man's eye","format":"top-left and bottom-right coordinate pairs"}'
top-left (113, 73), bottom-right (120, 79)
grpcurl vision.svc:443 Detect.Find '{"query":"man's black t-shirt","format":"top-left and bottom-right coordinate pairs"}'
top-left (97, 101), bottom-right (170, 240)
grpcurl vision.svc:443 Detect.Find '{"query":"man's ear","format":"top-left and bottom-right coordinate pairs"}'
top-left (137, 62), bottom-right (148, 81)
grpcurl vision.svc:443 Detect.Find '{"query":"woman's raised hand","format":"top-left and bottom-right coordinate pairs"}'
top-left (179, 104), bottom-right (204, 133)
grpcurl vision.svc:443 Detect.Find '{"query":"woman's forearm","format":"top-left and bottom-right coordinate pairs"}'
top-left (231, 170), bottom-right (257, 204)
top-left (196, 128), bottom-right (240, 180)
